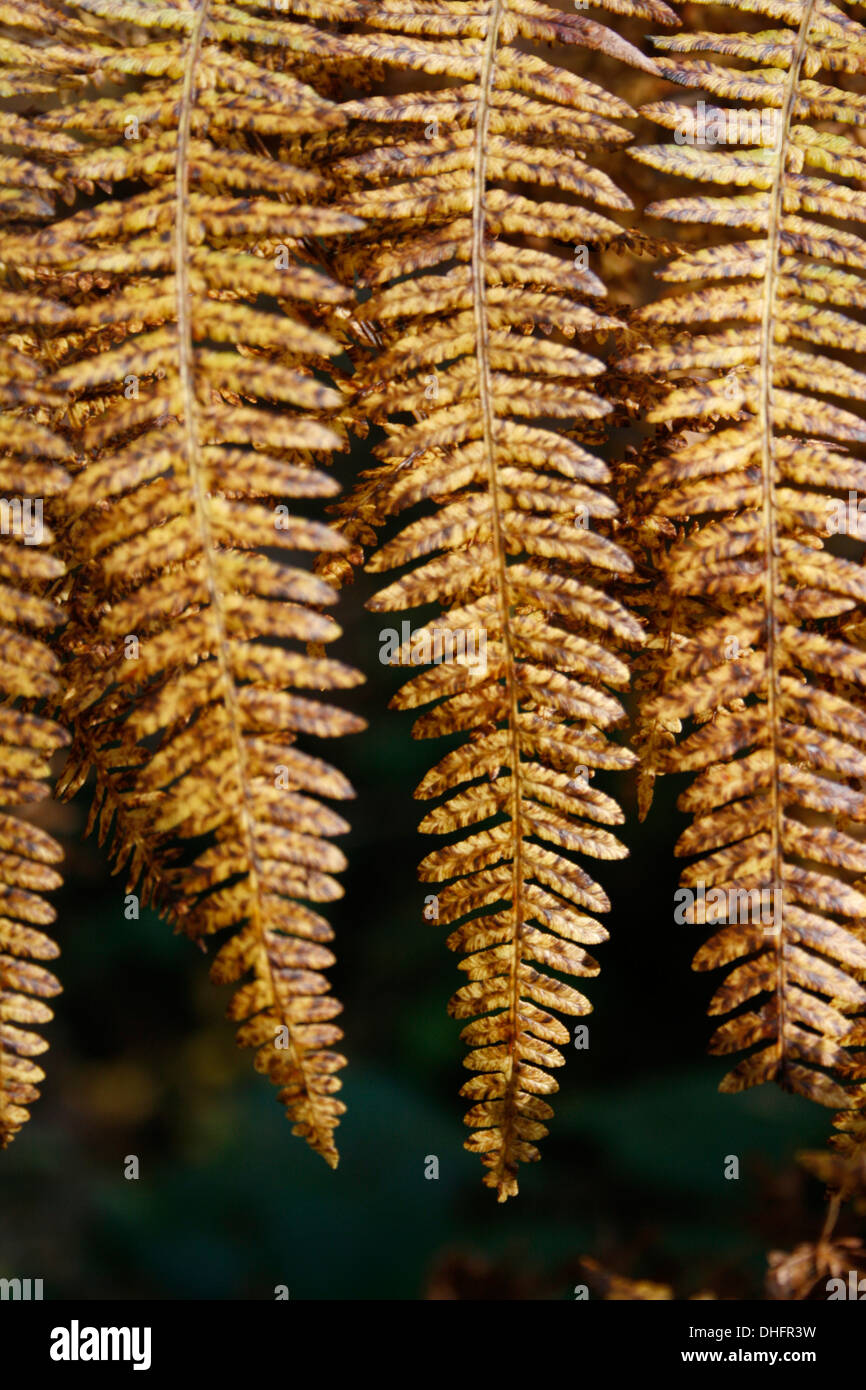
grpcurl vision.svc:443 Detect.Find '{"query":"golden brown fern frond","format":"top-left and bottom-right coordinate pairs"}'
top-left (0, 348), bottom-right (69, 1148)
top-left (312, 0), bottom-right (683, 1200)
top-left (30, 0), bottom-right (367, 1167)
top-left (0, 11), bottom-right (77, 1147)
top-left (622, 0), bottom-right (866, 1110)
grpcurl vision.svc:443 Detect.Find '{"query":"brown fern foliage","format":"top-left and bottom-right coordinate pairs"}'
top-left (0, 346), bottom-right (69, 1148)
top-left (623, 0), bottom-right (866, 1111)
top-left (767, 1140), bottom-right (866, 1298)
top-left (0, 9), bottom-right (79, 1147)
top-left (21, 0), bottom-right (369, 1167)
top-left (10, 0), bottom-right (866, 1248)
top-left (308, 0), bottom-right (683, 1200)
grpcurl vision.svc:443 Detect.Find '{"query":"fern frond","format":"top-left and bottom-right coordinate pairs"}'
top-left (34, 0), bottom-right (366, 1167)
top-left (624, 0), bottom-right (866, 1109)
top-left (316, 0), bottom-right (683, 1200)
top-left (0, 350), bottom-right (69, 1148)
top-left (0, 12), bottom-right (75, 1147)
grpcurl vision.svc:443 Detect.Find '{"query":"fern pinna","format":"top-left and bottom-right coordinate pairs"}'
top-left (24, 0), bottom-right (367, 1167)
top-left (624, 0), bottom-right (866, 1112)
top-left (317, 0), bottom-right (677, 1201)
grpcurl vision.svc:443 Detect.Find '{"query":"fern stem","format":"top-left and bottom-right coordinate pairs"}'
top-left (468, 0), bottom-right (527, 1203)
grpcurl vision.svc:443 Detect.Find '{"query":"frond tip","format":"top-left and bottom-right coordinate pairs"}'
top-left (0, 816), bottom-right (63, 1149)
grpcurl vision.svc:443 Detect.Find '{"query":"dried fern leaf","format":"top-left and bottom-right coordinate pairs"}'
top-left (318, 0), bottom-right (679, 1200)
top-left (0, 350), bottom-right (69, 1148)
top-left (624, 0), bottom-right (866, 1111)
top-left (37, 0), bottom-right (365, 1167)
top-left (766, 1233), bottom-right (866, 1299)
top-left (0, 12), bottom-right (75, 1147)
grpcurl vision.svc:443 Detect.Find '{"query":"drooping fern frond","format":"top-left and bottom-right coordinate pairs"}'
top-left (623, 0), bottom-right (866, 1110)
top-left (0, 346), bottom-right (69, 1147)
top-left (0, 9), bottom-right (78, 1147)
top-left (24, 0), bottom-right (368, 1167)
top-left (311, 0), bottom-right (681, 1200)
